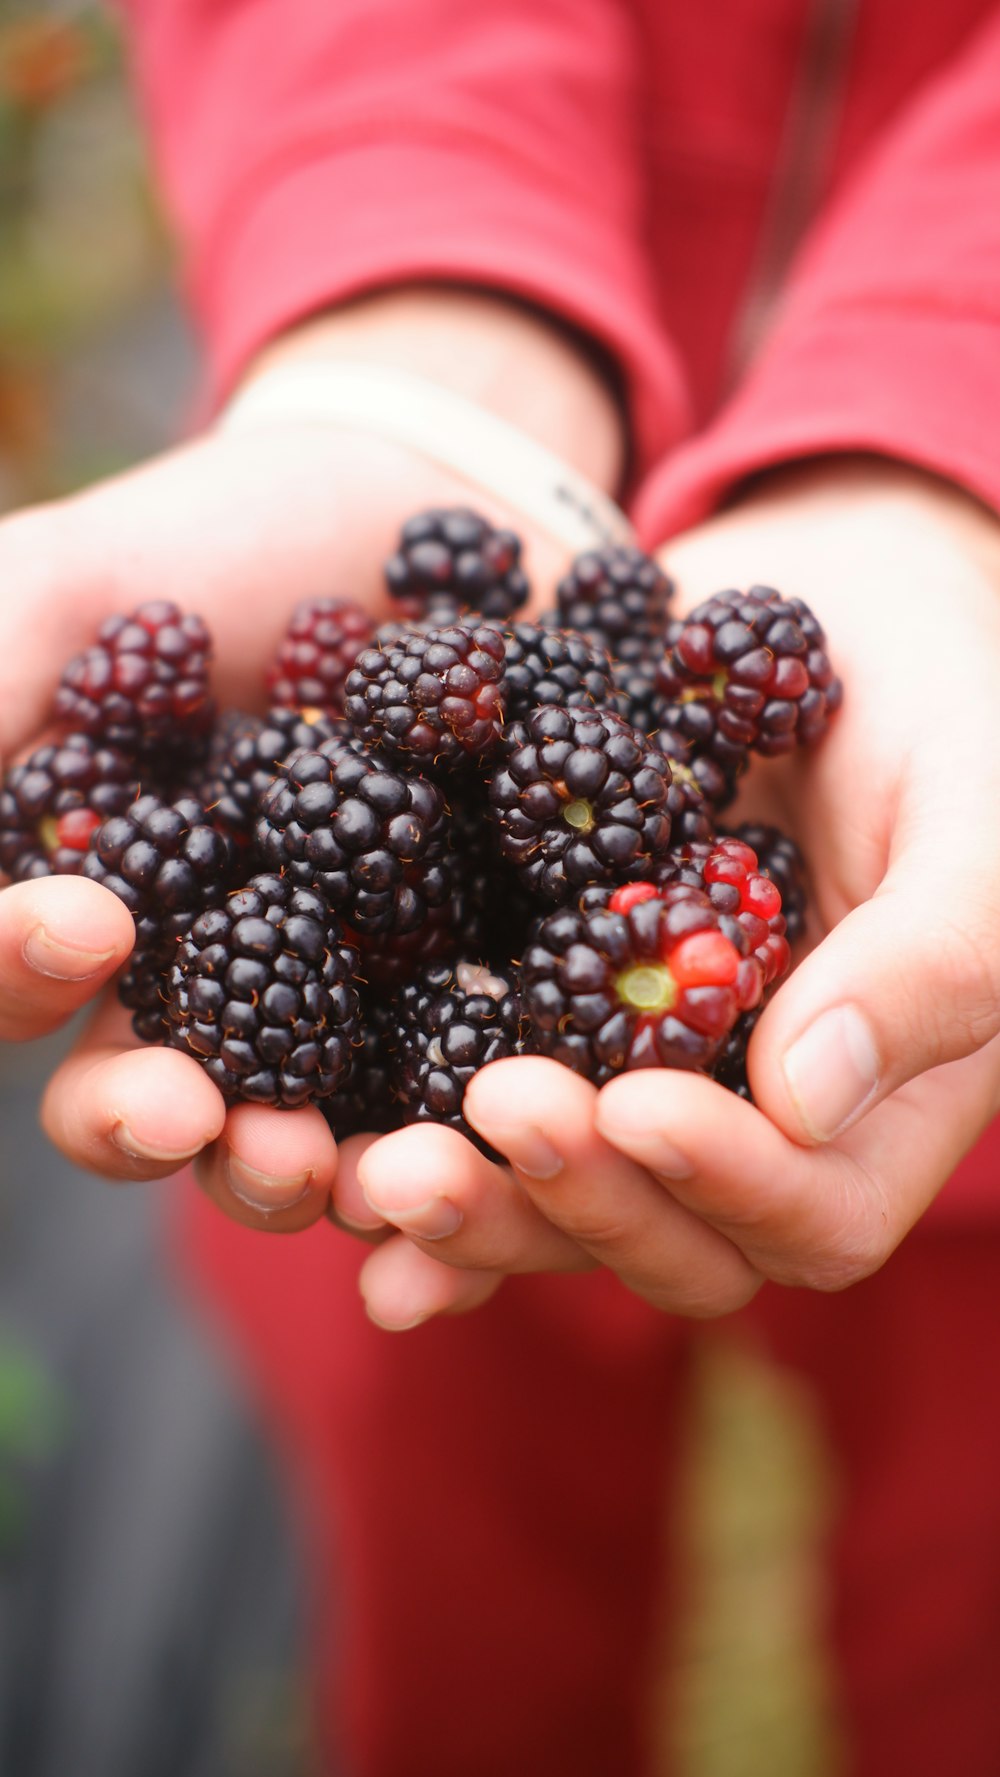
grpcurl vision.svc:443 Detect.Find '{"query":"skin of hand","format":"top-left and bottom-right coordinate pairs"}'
top-left (352, 457), bottom-right (1000, 1331)
top-left (0, 284), bottom-right (623, 1233)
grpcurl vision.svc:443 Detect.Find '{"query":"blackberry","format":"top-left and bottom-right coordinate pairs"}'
top-left (319, 1002), bottom-right (402, 1140)
top-left (266, 597), bottom-right (375, 715)
top-left (0, 733), bottom-right (139, 881)
top-left (655, 837), bottom-right (791, 992)
top-left (55, 600), bottom-right (215, 753)
top-left (199, 705), bottom-right (347, 841)
top-left (728, 822), bottom-right (808, 944)
top-left (656, 586), bottom-right (842, 762)
top-left (488, 704), bottom-right (673, 904)
top-left (385, 508), bottom-right (529, 621)
top-left (521, 883), bottom-right (759, 1084)
top-left (356, 852), bottom-right (488, 990)
top-left (164, 874), bottom-right (360, 1106)
top-left (255, 739), bottom-right (451, 937)
top-left (713, 1007), bottom-right (762, 1101)
top-left (498, 621), bottom-right (618, 723)
top-left (388, 958), bottom-right (529, 1151)
top-left (344, 621), bottom-right (507, 769)
top-left (552, 545), bottom-right (673, 664)
top-left (83, 794), bottom-right (239, 1038)
top-left (611, 655), bottom-right (665, 736)
top-left (652, 727), bottom-right (741, 813)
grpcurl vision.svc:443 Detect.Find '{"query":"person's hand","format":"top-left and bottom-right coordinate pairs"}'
top-left (0, 285), bottom-right (623, 1232)
top-left (350, 458), bottom-right (1000, 1329)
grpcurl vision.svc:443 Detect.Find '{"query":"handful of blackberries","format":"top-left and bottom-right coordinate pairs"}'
top-left (0, 508), bottom-right (841, 1150)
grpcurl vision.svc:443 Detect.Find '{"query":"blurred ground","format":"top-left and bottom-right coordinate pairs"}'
top-left (0, 8), bottom-right (841, 1775)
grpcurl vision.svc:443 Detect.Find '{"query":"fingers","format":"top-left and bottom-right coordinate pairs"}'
top-left (359, 1235), bottom-right (506, 1330)
top-left (463, 1057), bottom-right (762, 1316)
top-left (41, 993), bottom-right (226, 1179)
top-left (0, 876), bottom-right (135, 1041)
top-left (193, 1101), bottom-right (337, 1233)
top-left (596, 1034), bottom-right (1000, 1291)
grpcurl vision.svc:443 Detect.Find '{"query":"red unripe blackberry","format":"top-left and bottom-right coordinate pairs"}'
top-left (657, 837), bottom-right (791, 991)
top-left (521, 887), bottom-right (756, 1084)
top-left (344, 621), bottom-right (507, 769)
top-left (198, 705), bottom-right (347, 841)
top-left (55, 600), bottom-right (215, 752)
top-left (497, 621), bottom-right (618, 722)
top-left (728, 821), bottom-right (808, 944)
top-left (255, 739), bottom-right (451, 937)
top-left (0, 733), bottom-right (140, 880)
top-left (489, 704), bottom-right (673, 904)
top-left (387, 959), bottom-right (530, 1151)
top-left (164, 874), bottom-right (360, 1106)
top-left (656, 585), bottom-right (842, 762)
top-left (266, 597), bottom-right (375, 715)
top-left (385, 508), bottom-right (529, 622)
top-left (553, 545), bottom-right (673, 664)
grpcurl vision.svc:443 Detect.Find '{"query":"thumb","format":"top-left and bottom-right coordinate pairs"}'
top-left (750, 849), bottom-right (1000, 1145)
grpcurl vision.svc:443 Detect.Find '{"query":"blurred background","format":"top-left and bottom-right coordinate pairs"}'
top-left (0, 5), bottom-right (841, 1774)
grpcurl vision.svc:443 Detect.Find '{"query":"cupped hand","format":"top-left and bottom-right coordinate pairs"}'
top-left (351, 457), bottom-right (1000, 1327)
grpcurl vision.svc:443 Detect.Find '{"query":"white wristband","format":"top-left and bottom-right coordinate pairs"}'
top-left (218, 361), bottom-right (635, 554)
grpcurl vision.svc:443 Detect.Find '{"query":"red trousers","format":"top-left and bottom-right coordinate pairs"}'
top-left (180, 1190), bottom-right (1000, 1777)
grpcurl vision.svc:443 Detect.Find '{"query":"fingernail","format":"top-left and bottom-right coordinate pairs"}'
top-left (361, 1193), bottom-right (463, 1240)
top-left (111, 1122), bottom-right (202, 1166)
top-left (782, 1005), bottom-right (881, 1142)
top-left (226, 1154), bottom-right (314, 1214)
top-left (600, 1124), bottom-right (694, 1180)
top-left (365, 1306), bottom-right (431, 1333)
top-left (478, 1125), bottom-right (563, 1180)
top-left (23, 925), bottom-right (117, 981)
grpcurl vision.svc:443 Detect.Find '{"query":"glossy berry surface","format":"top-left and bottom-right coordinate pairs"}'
top-left (345, 621), bottom-right (507, 768)
top-left (0, 733), bottom-right (139, 880)
top-left (388, 959), bottom-right (529, 1148)
top-left (553, 545), bottom-right (673, 664)
top-left (266, 597), bottom-right (375, 715)
top-left (199, 705), bottom-right (347, 841)
top-left (384, 508), bottom-right (529, 621)
top-left (498, 621), bottom-right (618, 722)
top-left (55, 600), bottom-right (215, 751)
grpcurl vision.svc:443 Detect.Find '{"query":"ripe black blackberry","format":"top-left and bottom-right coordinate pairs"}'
top-left (497, 621), bottom-right (619, 723)
top-left (83, 793), bottom-right (239, 1038)
top-left (199, 705), bottom-right (347, 841)
top-left (652, 725), bottom-right (743, 813)
top-left (521, 883), bottom-right (759, 1084)
top-left (55, 600), bottom-right (215, 754)
top-left (713, 1007), bottom-right (762, 1101)
top-left (319, 1002), bottom-right (402, 1140)
top-left (611, 655), bottom-right (665, 736)
top-left (387, 958), bottom-right (529, 1151)
top-left (656, 586), bottom-right (842, 760)
top-left (384, 508), bottom-right (529, 621)
top-left (488, 704), bottom-right (673, 904)
top-left (164, 873), bottom-right (360, 1106)
top-left (344, 620), bottom-right (507, 769)
top-left (0, 733), bottom-right (139, 881)
top-left (552, 545), bottom-right (673, 664)
top-left (255, 738), bottom-right (451, 937)
top-left (266, 597), bottom-right (375, 715)
top-left (727, 821), bottom-right (808, 944)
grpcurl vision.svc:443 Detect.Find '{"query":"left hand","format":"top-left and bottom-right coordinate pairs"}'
top-left (350, 457), bottom-right (1000, 1329)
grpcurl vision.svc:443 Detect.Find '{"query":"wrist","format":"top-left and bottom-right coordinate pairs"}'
top-left (239, 284), bottom-right (626, 496)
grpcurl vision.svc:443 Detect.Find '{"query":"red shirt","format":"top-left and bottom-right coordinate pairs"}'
top-left (121, 0), bottom-right (1000, 1218)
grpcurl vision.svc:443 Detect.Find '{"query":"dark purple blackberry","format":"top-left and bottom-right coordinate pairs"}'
top-left (488, 704), bottom-right (673, 905)
top-left (497, 621), bottom-right (619, 723)
top-left (164, 874), bottom-right (360, 1106)
top-left (55, 600), bottom-right (215, 754)
top-left (656, 586), bottom-right (842, 762)
top-left (82, 794), bottom-right (239, 1037)
top-left (0, 733), bottom-right (140, 881)
top-left (266, 597), bottom-right (376, 715)
top-left (198, 706), bottom-right (348, 841)
top-left (385, 508), bottom-right (529, 622)
top-left (344, 621), bottom-right (506, 769)
top-left (387, 958), bottom-right (530, 1152)
top-left (713, 1007), bottom-right (762, 1101)
top-left (652, 727), bottom-right (741, 813)
top-left (356, 851), bottom-right (488, 990)
top-left (552, 545), bottom-right (673, 664)
top-left (319, 1002), bottom-right (402, 1140)
top-left (255, 739), bottom-right (450, 937)
top-left (521, 885), bottom-right (758, 1084)
top-left (610, 655), bottom-right (665, 736)
top-left (727, 822), bottom-right (808, 944)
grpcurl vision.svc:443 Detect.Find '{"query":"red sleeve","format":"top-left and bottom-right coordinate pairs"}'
top-left (119, 0), bottom-right (688, 475)
top-left (634, 4), bottom-right (1000, 541)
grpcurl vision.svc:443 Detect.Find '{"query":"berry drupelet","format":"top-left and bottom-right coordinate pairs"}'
top-left (266, 597), bottom-right (375, 715)
top-left (319, 1001), bottom-right (403, 1140)
top-left (521, 882), bottom-right (760, 1084)
top-left (497, 621), bottom-right (619, 723)
top-left (255, 738), bottom-right (451, 937)
top-left (727, 821), bottom-right (809, 945)
top-left (0, 733), bottom-right (139, 880)
top-left (656, 585), bottom-right (842, 764)
top-left (384, 508), bottom-right (529, 622)
top-left (388, 958), bottom-right (530, 1150)
top-left (165, 873), bottom-right (360, 1106)
top-left (344, 620), bottom-right (507, 769)
top-left (198, 705), bottom-right (347, 841)
top-left (712, 1007), bottom-right (762, 1101)
top-left (55, 600), bottom-right (215, 754)
top-left (552, 545), bottom-right (673, 664)
top-left (488, 704), bottom-right (674, 904)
